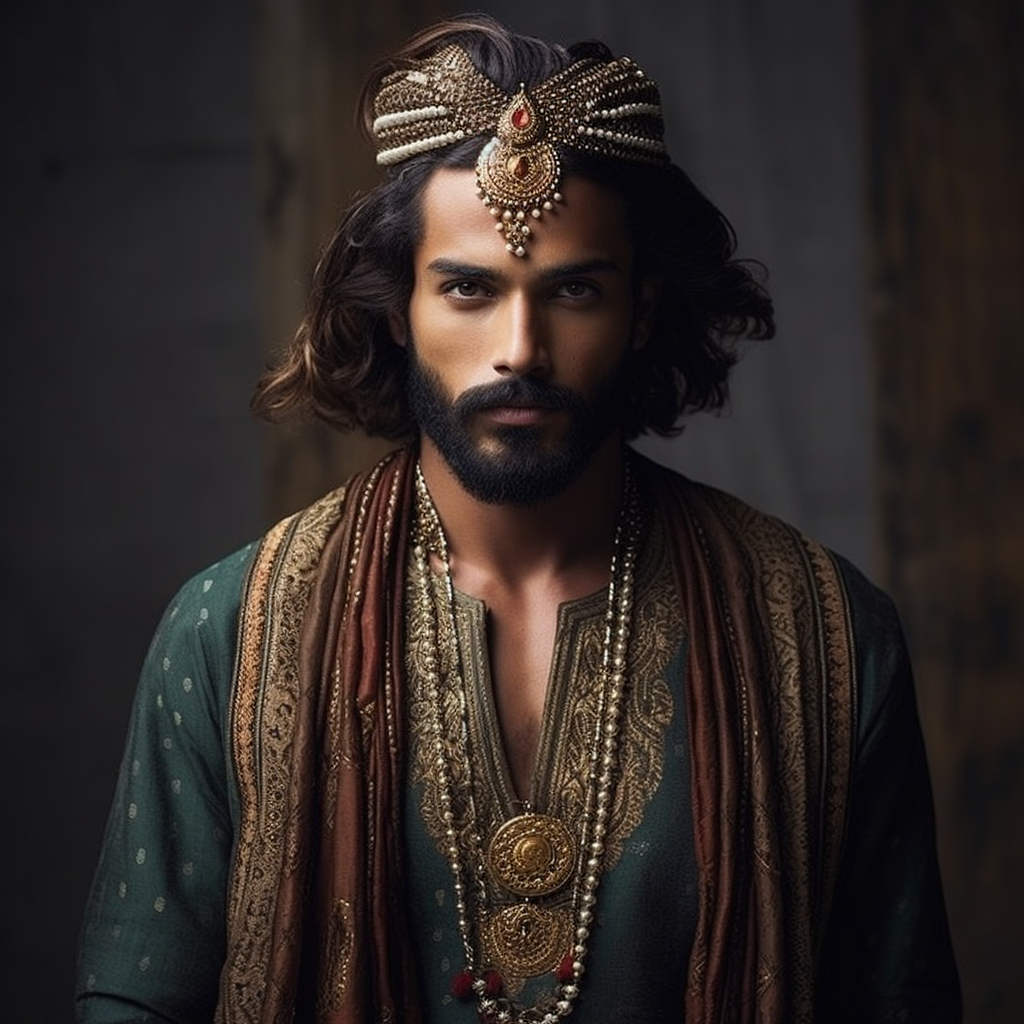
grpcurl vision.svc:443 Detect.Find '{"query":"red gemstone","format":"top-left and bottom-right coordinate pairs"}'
top-left (483, 969), bottom-right (504, 997)
top-left (507, 154), bottom-right (531, 179)
top-left (511, 106), bottom-right (531, 129)
top-left (451, 969), bottom-right (474, 1000)
top-left (556, 953), bottom-right (575, 983)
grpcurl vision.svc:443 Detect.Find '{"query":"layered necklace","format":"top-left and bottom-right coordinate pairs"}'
top-left (411, 460), bottom-right (640, 1023)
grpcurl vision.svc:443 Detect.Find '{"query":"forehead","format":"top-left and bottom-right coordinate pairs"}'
top-left (414, 167), bottom-right (634, 272)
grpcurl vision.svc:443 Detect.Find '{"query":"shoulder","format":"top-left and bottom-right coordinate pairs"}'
top-left (152, 449), bottom-right (412, 685)
top-left (638, 453), bottom-right (836, 567)
top-left (150, 542), bottom-right (260, 670)
top-left (829, 553), bottom-right (914, 754)
top-left (134, 541), bottom-right (262, 736)
top-left (638, 451), bottom-right (908, 744)
top-left (638, 451), bottom-right (896, 618)
top-left (637, 452), bottom-right (799, 544)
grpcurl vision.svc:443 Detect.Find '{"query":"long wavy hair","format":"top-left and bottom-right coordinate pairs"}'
top-left (251, 14), bottom-right (775, 441)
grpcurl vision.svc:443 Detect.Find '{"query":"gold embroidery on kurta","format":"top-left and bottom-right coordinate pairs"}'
top-left (406, 518), bottom-right (682, 986)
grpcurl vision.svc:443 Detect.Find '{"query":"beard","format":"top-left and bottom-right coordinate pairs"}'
top-left (406, 344), bottom-right (626, 506)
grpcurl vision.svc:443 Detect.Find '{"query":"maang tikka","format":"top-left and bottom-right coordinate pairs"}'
top-left (371, 45), bottom-right (668, 256)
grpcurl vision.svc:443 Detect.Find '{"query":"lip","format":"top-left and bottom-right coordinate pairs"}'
top-left (481, 404), bottom-right (556, 426)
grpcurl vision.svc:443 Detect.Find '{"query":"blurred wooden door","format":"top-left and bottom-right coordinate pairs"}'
top-left (864, 1), bottom-right (1024, 1020)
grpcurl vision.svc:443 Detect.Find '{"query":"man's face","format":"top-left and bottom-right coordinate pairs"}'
top-left (404, 167), bottom-right (648, 504)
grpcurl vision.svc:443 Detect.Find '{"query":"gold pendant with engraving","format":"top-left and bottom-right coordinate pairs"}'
top-left (481, 903), bottom-right (574, 978)
top-left (486, 813), bottom-right (576, 897)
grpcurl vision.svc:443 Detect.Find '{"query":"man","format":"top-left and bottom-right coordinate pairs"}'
top-left (77, 15), bottom-right (961, 1024)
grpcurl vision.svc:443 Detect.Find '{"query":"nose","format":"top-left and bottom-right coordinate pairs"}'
top-left (492, 292), bottom-right (549, 377)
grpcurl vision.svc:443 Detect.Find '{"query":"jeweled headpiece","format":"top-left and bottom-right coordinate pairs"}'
top-left (371, 45), bottom-right (668, 256)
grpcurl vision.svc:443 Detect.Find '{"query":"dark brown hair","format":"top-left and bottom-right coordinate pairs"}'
top-left (251, 14), bottom-right (775, 441)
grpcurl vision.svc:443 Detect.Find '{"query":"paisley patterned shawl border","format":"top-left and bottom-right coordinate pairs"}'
top-left (213, 450), bottom-right (856, 1023)
top-left (215, 448), bottom-right (418, 1024)
top-left (217, 483), bottom-right (352, 1022)
top-left (650, 463), bottom-right (856, 1024)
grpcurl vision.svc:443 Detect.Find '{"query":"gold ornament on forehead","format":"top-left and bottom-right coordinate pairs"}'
top-left (371, 44), bottom-right (668, 256)
top-left (476, 86), bottom-right (563, 258)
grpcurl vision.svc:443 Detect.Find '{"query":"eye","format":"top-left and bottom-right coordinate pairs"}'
top-left (554, 280), bottom-right (600, 302)
top-left (442, 280), bottom-right (493, 300)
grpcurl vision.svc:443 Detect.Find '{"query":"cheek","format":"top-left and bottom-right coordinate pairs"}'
top-left (563, 316), bottom-right (635, 374)
top-left (408, 304), bottom-right (482, 388)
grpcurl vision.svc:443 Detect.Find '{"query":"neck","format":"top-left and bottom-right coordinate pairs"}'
top-left (417, 434), bottom-right (626, 586)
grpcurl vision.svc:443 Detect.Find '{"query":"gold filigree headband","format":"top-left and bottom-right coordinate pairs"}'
top-left (371, 45), bottom-right (668, 255)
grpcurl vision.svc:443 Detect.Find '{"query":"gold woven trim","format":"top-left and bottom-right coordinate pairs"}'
top-left (406, 517), bottom-right (680, 988)
top-left (372, 44), bottom-right (667, 255)
top-left (691, 484), bottom-right (857, 1021)
top-left (218, 484), bottom-right (351, 1023)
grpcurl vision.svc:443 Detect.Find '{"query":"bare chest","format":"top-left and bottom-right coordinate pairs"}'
top-left (485, 596), bottom-right (560, 800)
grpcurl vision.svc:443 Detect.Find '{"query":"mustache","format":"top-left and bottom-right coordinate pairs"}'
top-left (453, 377), bottom-right (587, 418)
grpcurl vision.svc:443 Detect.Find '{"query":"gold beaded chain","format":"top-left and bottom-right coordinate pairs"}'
top-left (411, 460), bottom-right (640, 1023)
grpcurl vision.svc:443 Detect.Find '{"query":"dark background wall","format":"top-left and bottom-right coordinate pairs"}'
top-left (1, 1), bottom-right (1018, 1022)
top-left (862, 1), bottom-right (1024, 1017)
top-left (0, 1), bottom-right (264, 1017)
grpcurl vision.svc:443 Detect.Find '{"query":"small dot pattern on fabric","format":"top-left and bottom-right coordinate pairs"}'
top-left (76, 544), bottom-right (255, 1023)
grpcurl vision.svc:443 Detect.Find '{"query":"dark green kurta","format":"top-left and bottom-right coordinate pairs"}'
top-left (77, 474), bottom-right (959, 1022)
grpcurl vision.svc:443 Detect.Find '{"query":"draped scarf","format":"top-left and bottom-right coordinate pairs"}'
top-left (214, 448), bottom-right (855, 1023)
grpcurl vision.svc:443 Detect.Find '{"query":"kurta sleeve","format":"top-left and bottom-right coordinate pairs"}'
top-left (76, 544), bottom-right (255, 1024)
top-left (814, 561), bottom-right (962, 1022)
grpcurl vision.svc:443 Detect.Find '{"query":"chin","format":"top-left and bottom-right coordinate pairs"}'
top-left (434, 427), bottom-right (605, 506)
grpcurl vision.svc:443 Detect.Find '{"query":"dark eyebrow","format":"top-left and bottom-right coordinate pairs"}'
top-left (538, 258), bottom-right (623, 282)
top-left (424, 257), bottom-right (623, 283)
top-left (424, 258), bottom-right (502, 282)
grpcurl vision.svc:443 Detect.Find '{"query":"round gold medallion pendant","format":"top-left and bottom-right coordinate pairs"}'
top-left (486, 813), bottom-right (576, 897)
top-left (481, 903), bottom-right (574, 978)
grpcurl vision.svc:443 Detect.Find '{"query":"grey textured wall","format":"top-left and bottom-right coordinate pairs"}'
top-left (0, 2), bottom-right (868, 1020)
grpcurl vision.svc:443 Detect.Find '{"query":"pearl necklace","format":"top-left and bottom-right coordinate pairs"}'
top-left (411, 460), bottom-right (639, 1023)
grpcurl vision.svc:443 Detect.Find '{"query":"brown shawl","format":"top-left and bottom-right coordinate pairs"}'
top-left (215, 448), bottom-right (856, 1024)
